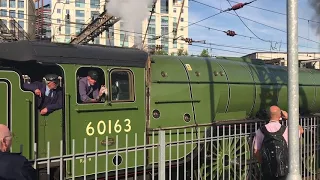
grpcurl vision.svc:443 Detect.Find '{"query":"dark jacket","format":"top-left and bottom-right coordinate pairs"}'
top-left (78, 77), bottom-right (99, 102)
top-left (23, 81), bottom-right (62, 114)
top-left (0, 151), bottom-right (36, 180)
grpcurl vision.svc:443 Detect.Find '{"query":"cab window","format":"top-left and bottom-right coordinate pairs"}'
top-left (76, 67), bottom-right (106, 104)
top-left (109, 69), bottom-right (134, 102)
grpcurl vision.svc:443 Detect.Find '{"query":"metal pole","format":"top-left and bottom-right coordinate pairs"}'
top-left (286, 0), bottom-right (301, 179)
top-left (158, 131), bottom-right (166, 180)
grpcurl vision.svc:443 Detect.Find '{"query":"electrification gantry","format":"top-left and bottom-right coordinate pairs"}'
top-left (69, 10), bottom-right (120, 45)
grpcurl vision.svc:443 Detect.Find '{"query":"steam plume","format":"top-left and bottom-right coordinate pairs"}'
top-left (107, 0), bottom-right (155, 49)
top-left (308, 0), bottom-right (320, 35)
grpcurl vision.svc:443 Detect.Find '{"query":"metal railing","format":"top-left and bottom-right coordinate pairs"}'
top-left (27, 117), bottom-right (320, 179)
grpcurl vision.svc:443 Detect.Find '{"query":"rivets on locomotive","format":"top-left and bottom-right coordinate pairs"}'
top-left (161, 71), bottom-right (167, 77)
top-left (195, 71), bottom-right (200, 77)
top-left (213, 71), bottom-right (219, 76)
top-left (219, 71), bottom-right (225, 76)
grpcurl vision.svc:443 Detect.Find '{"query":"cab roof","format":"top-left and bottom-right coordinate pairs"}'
top-left (0, 40), bottom-right (148, 68)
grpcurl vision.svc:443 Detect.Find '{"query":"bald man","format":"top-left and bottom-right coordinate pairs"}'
top-left (253, 106), bottom-right (303, 180)
top-left (0, 124), bottom-right (36, 180)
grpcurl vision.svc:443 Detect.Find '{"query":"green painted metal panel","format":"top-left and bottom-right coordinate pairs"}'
top-left (60, 64), bottom-right (147, 178)
top-left (215, 59), bottom-right (255, 119)
top-left (149, 56), bottom-right (197, 163)
top-left (0, 82), bottom-right (8, 125)
top-left (0, 70), bottom-right (35, 160)
top-left (37, 110), bottom-right (63, 158)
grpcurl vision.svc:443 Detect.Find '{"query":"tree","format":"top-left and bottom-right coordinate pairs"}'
top-left (200, 49), bottom-right (210, 57)
top-left (177, 48), bottom-right (188, 56)
top-left (154, 50), bottom-right (168, 55)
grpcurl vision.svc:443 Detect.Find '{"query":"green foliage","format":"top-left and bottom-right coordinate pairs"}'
top-left (154, 50), bottom-right (168, 55)
top-left (177, 48), bottom-right (188, 56)
top-left (200, 49), bottom-right (210, 57)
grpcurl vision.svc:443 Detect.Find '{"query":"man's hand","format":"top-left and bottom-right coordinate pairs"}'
top-left (281, 110), bottom-right (288, 120)
top-left (99, 85), bottom-right (107, 97)
top-left (40, 108), bottom-right (48, 115)
top-left (35, 89), bottom-right (41, 97)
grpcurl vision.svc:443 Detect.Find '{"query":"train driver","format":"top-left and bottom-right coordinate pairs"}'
top-left (23, 74), bottom-right (63, 115)
top-left (78, 70), bottom-right (107, 103)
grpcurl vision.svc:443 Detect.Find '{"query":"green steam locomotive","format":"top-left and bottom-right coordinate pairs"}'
top-left (0, 40), bottom-right (318, 179)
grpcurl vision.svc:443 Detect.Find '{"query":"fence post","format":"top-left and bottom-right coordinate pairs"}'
top-left (158, 130), bottom-right (166, 180)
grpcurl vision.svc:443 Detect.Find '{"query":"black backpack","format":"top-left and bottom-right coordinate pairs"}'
top-left (260, 125), bottom-right (289, 177)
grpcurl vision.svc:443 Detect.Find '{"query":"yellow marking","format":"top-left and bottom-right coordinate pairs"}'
top-left (185, 64), bottom-right (192, 71)
top-left (85, 119), bottom-right (132, 136)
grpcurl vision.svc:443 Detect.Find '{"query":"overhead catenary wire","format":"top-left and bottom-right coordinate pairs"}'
top-left (229, 0), bottom-right (320, 25)
top-left (3, 8), bottom-right (319, 51)
top-left (190, 0), bottom-right (320, 45)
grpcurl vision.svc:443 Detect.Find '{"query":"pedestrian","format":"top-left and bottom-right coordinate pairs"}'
top-left (253, 105), bottom-right (303, 180)
top-left (0, 124), bottom-right (36, 180)
top-left (23, 74), bottom-right (62, 115)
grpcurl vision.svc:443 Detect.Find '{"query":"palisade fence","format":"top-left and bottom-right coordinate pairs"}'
top-left (29, 117), bottom-right (320, 180)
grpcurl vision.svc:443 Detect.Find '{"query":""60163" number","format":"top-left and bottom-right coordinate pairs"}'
top-left (86, 119), bottom-right (131, 136)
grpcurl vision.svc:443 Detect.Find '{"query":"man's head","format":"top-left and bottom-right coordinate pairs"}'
top-left (44, 74), bottom-right (59, 89)
top-left (87, 70), bottom-right (99, 86)
top-left (0, 124), bottom-right (12, 152)
top-left (269, 105), bottom-right (282, 121)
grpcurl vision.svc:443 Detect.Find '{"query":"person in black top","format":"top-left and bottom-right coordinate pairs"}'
top-left (23, 74), bottom-right (62, 115)
top-left (0, 124), bottom-right (36, 179)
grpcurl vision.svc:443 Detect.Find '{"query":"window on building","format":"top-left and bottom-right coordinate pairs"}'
top-left (91, 11), bottom-right (99, 20)
top-left (66, 9), bottom-right (70, 14)
top-left (65, 0), bottom-right (69, 4)
top-left (57, 9), bottom-right (61, 13)
top-left (0, 9), bottom-right (7, 17)
top-left (18, 20), bottom-right (23, 29)
top-left (109, 69), bottom-right (135, 102)
top-left (0, 0), bottom-right (7, 7)
top-left (173, 39), bottom-right (177, 48)
top-left (181, 18), bottom-right (184, 22)
top-left (9, 0), bottom-right (15, 8)
top-left (90, 0), bottom-right (99, 8)
top-left (173, 8), bottom-right (176, 13)
top-left (181, 8), bottom-right (184, 13)
top-left (57, 19), bottom-right (61, 23)
top-left (1, 19), bottom-right (7, 27)
top-left (18, 10), bottom-right (23, 19)
top-left (160, 0), bottom-right (168, 13)
top-left (75, 10), bottom-right (84, 17)
top-left (9, 10), bottom-right (15, 18)
top-left (75, 0), bottom-right (85, 8)
top-left (76, 67), bottom-right (106, 104)
top-left (65, 23), bottom-right (70, 35)
top-left (17, 0), bottom-right (23, 8)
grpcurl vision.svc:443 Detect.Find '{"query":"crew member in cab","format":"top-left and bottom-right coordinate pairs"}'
top-left (78, 70), bottom-right (107, 103)
top-left (23, 74), bottom-right (62, 115)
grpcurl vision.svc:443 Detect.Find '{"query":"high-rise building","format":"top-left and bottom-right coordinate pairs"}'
top-left (50, 0), bottom-right (188, 55)
top-left (0, 0), bottom-right (36, 39)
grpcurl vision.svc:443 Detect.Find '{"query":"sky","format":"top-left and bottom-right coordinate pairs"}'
top-left (187, 0), bottom-right (320, 57)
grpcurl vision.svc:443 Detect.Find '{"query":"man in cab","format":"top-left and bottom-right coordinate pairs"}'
top-left (78, 70), bottom-right (107, 103)
top-left (23, 74), bottom-right (62, 115)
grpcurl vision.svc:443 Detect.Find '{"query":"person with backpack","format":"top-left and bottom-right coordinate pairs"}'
top-left (253, 105), bottom-right (304, 180)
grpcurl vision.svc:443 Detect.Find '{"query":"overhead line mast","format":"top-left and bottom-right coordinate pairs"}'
top-left (69, 10), bottom-right (120, 45)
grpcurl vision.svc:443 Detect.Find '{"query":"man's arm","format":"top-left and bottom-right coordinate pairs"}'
top-left (46, 90), bottom-right (63, 113)
top-left (79, 79), bottom-right (94, 102)
top-left (23, 82), bottom-right (40, 92)
top-left (14, 158), bottom-right (37, 180)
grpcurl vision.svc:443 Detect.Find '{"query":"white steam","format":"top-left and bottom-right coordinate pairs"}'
top-left (107, 0), bottom-right (155, 49)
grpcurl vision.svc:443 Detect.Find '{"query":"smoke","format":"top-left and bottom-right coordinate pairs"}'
top-left (308, 0), bottom-right (320, 35)
top-left (107, 0), bottom-right (155, 49)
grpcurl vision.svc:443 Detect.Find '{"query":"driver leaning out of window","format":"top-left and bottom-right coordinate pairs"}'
top-left (78, 70), bottom-right (107, 103)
